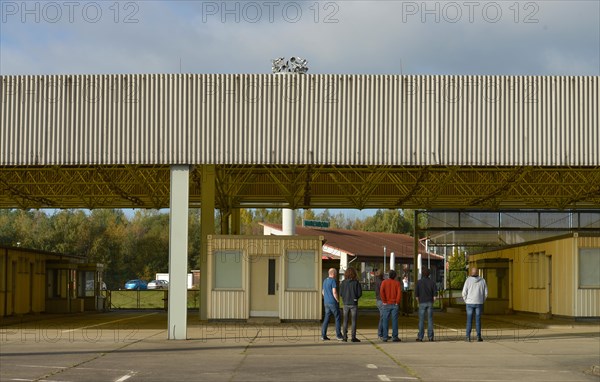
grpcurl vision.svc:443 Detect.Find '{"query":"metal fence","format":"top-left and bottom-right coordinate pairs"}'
top-left (104, 290), bottom-right (200, 310)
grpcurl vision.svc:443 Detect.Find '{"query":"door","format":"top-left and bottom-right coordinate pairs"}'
top-left (250, 255), bottom-right (279, 317)
top-left (29, 263), bottom-right (34, 312)
top-left (11, 261), bottom-right (16, 315)
top-left (547, 255), bottom-right (552, 314)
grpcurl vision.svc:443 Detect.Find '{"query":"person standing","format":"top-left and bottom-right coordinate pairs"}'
top-left (340, 267), bottom-right (363, 342)
top-left (415, 268), bottom-right (437, 342)
top-left (374, 270), bottom-right (385, 340)
top-left (380, 269), bottom-right (402, 342)
top-left (462, 267), bottom-right (488, 342)
top-left (321, 268), bottom-right (343, 341)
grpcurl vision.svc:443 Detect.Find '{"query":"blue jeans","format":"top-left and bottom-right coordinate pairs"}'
top-left (417, 301), bottom-right (434, 340)
top-left (322, 303), bottom-right (342, 338)
top-left (381, 303), bottom-right (399, 340)
top-left (376, 300), bottom-right (384, 338)
top-left (466, 303), bottom-right (483, 339)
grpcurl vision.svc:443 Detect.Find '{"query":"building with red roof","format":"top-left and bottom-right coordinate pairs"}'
top-left (260, 223), bottom-right (443, 289)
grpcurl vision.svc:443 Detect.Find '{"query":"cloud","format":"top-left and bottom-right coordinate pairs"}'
top-left (1, 1), bottom-right (598, 75)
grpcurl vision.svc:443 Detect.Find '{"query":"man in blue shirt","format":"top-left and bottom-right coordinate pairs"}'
top-left (321, 268), bottom-right (343, 341)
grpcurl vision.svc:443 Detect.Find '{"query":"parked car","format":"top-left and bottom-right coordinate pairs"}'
top-left (124, 279), bottom-right (148, 290)
top-left (147, 280), bottom-right (169, 290)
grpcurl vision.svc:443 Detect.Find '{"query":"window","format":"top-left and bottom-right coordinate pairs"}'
top-left (579, 248), bottom-right (600, 288)
top-left (83, 271), bottom-right (95, 297)
top-left (527, 252), bottom-right (546, 289)
top-left (214, 250), bottom-right (243, 289)
top-left (286, 250), bottom-right (317, 290)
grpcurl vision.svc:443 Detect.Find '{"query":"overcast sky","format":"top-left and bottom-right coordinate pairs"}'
top-left (1, 0), bottom-right (598, 75)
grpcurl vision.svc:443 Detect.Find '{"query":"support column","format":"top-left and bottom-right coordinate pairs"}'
top-left (413, 211), bottom-right (419, 308)
top-left (282, 209), bottom-right (295, 235)
top-left (200, 165), bottom-right (215, 321)
top-left (231, 209), bottom-right (241, 235)
top-left (168, 165), bottom-right (189, 340)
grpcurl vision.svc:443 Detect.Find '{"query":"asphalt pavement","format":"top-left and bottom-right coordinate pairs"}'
top-left (1, 310), bottom-right (599, 382)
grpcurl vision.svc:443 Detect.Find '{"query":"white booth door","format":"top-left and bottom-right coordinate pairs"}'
top-left (250, 256), bottom-right (279, 317)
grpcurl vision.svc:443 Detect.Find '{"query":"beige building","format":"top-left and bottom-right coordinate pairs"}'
top-left (206, 235), bottom-right (323, 321)
top-left (1, 246), bottom-right (104, 317)
top-left (469, 233), bottom-right (600, 317)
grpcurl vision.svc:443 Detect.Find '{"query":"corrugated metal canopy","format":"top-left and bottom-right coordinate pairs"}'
top-left (2, 74), bottom-right (598, 167)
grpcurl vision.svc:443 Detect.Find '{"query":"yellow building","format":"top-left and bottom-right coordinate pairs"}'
top-left (469, 233), bottom-right (600, 318)
top-left (206, 235), bottom-right (323, 321)
top-left (0, 246), bottom-right (104, 317)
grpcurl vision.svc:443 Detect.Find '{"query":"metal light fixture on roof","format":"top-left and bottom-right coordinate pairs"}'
top-left (271, 57), bottom-right (308, 73)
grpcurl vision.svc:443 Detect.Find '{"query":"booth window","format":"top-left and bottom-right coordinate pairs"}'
top-left (579, 248), bottom-right (600, 288)
top-left (286, 250), bottom-right (316, 290)
top-left (214, 250), bottom-right (243, 289)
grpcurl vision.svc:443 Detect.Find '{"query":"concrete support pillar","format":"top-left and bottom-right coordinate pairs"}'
top-left (282, 209), bottom-right (295, 235)
top-left (200, 165), bottom-right (215, 321)
top-left (168, 165), bottom-right (189, 340)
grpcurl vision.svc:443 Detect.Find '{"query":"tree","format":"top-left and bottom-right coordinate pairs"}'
top-left (447, 248), bottom-right (468, 289)
top-left (87, 209), bottom-right (129, 289)
top-left (0, 209), bottom-right (23, 246)
top-left (125, 210), bottom-right (170, 282)
top-left (362, 209), bottom-right (413, 234)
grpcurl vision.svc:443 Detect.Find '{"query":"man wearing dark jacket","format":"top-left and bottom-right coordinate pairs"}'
top-left (415, 268), bottom-right (437, 342)
top-left (340, 267), bottom-right (362, 342)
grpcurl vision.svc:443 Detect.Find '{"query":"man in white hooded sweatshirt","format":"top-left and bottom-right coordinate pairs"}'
top-left (462, 267), bottom-right (488, 342)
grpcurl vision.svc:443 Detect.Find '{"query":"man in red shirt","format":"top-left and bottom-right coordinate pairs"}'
top-left (380, 269), bottom-right (402, 342)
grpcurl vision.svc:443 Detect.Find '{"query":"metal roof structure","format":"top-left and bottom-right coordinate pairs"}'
top-left (1, 74), bottom-right (599, 211)
top-left (421, 209), bottom-right (600, 251)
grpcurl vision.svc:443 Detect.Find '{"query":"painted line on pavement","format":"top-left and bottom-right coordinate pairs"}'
top-left (61, 312), bottom-right (158, 333)
top-left (378, 376), bottom-right (419, 381)
top-left (115, 372), bottom-right (136, 382)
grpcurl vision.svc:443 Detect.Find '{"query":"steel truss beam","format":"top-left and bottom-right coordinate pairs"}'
top-left (0, 165), bottom-right (599, 210)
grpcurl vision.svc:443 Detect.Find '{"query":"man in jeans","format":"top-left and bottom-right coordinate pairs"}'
top-left (321, 268), bottom-right (343, 341)
top-left (462, 267), bottom-right (488, 342)
top-left (415, 268), bottom-right (437, 342)
top-left (380, 270), bottom-right (402, 342)
top-left (340, 267), bottom-right (362, 342)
